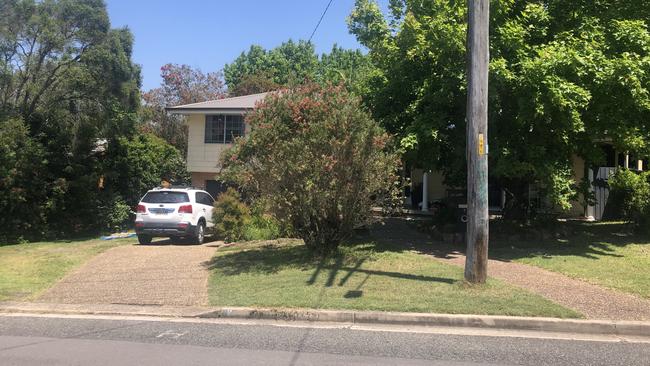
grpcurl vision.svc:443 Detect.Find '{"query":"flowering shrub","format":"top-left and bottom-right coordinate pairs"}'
top-left (221, 83), bottom-right (401, 255)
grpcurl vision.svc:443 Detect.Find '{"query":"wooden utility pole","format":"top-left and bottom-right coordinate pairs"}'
top-left (465, 0), bottom-right (489, 283)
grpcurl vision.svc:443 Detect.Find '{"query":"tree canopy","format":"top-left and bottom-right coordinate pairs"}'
top-left (224, 40), bottom-right (374, 95)
top-left (0, 0), bottom-right (186, 241)
top-left (142, 64), bottom-right (227, 154)
top-left (349, 0), bottom-right (650, 216)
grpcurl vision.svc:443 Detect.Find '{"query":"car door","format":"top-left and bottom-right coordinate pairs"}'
top-left (196, 192), bottom-right (215, 227)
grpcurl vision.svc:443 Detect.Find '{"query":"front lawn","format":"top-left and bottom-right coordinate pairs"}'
top-left (489, 222), bottom-right (650, 299)
top-left (207, 239), bottom-right (580, 318)
top-left (0, 237), bottom-right (135, 301)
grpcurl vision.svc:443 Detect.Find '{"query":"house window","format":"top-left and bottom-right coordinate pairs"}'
top-left (205, 114), bottom-right (245, 143)
top-left (225, 115), bottom-right (245, 142)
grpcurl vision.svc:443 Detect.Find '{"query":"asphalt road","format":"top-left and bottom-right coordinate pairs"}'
top-left (1, 314), bottom-right (649, 366)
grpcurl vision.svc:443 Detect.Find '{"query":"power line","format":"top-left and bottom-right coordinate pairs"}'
top-left (308, 0), bottom-right (334, 42)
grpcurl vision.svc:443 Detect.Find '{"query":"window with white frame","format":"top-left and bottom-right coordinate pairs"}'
top-left (205, 114), bottom-right (245, 143)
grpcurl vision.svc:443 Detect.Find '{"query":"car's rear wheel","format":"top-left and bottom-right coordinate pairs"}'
top-left (137, 235), bottom-right (152, 245)
top-left (192, 221), bottom-right (205, 245)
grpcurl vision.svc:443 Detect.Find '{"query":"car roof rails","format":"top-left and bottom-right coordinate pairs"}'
top-left (152, 185), bottom-right (198, 190)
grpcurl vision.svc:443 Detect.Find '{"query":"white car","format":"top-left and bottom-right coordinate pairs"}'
top-left (134, 187), bottom-right (215, 245)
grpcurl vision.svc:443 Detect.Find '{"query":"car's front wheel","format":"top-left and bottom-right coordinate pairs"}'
top-left (192, 222), bottom-right (205, 245)
top-left (137, 234), bottom-right (152, 245)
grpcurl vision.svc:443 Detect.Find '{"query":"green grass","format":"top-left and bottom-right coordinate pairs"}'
top-left (207, 239), bottom-right (580, 318)
top-left (0, 237), bottom-right (135, 301)
top-left (488, 221), bottom-right (650, 299)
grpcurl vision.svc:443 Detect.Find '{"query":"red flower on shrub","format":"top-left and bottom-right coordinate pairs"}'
top-left (218, 83), bottom-right (401, 255)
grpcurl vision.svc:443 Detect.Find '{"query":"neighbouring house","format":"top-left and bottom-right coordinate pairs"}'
top-left (168, 92), bottom-right (647, 220)
top-left (407, 146), bottom-right (647, 220)
top-left (166, 92), bottom-right (268, 198)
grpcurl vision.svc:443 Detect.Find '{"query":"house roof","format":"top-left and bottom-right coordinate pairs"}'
top-left (166, 92), bottom-right (269, 114)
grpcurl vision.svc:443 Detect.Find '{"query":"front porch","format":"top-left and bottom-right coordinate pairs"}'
top-left (405, 149), bottom-right (647, 221)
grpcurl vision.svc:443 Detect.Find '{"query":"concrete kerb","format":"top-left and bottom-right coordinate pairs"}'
top-left (198, 307), bottom-right (649, 337)
top-left (0, 302), bottom-right (210, 318)
top-left (1, 302), bottom-right (648, 337)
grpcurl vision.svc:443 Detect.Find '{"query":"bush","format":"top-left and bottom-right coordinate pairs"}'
top-left (0, 118), bottom-right (48, 242)
top-left (213, 188), bottom-right (251, 242)
top-left (243, 200), bottom-right (285, 241)
top-left (106, 133), bottom-right (190, 207)
top-left (221, 83), bottom-right (401, 255)
top-left (0, 123), bottom-right (189, 242)
top-left (608, 169), bottom-right (650, 233)
top-left (98, 195), bottom-right (132, 233)
top-left (243, 214), bottom-right (283, 241)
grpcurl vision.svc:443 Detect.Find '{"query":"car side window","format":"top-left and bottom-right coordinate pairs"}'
top-left (196, 192), bottom-right (213, 206)
top-left (205, 193), bottom-right (214, 206)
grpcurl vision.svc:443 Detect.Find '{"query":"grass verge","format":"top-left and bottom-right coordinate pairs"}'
top-left (489, 221), bottom-right (650, 299)
top-left (0, 237), bottom-right (134, 301)
top-left (207, 239), bottom-right (580, 318)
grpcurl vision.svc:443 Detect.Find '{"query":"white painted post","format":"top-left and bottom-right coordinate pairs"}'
top-left (587, 168), bottom-right (595, 220)
top-left (624, 154), bottom-right (630, 169)
top-left (422, 171), bottom-right (429, 211)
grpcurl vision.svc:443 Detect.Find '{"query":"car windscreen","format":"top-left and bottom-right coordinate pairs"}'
top-left (141, 191), bottom-right (189, 204)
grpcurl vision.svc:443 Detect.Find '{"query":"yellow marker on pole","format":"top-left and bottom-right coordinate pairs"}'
top-left (478, 133), bottom-right (485, 156)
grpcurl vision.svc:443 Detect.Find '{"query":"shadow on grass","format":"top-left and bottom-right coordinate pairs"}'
top-left (205, 218), bottom-right (645, 303)
top-left (373, 217), bottom-right (645, 262)
top-left (205, 238), bottom-right (457, 289)
top-left (0, 234), bottom-right (103, 248)
top-left (483, 221), bottom-right (644, 262)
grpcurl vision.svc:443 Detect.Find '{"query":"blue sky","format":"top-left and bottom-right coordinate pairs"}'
top-left (106, 0), bottom-right (385, 91)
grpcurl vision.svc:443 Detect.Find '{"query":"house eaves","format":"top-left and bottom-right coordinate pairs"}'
top-left (165, 92), bottom-right (269, 115)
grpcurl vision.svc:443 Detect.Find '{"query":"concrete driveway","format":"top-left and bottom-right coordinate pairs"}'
top-left (37, 241), bottom-right (217, 306)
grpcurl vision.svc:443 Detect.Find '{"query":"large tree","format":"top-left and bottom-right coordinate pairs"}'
top-left (0, 0), bottom-right (185, 240)
top-left (142, 64), bottom-right (226, 154)
top-left (227, 70), bottom-right (280, 97)
top-left (224, 40), bottom-right (374, 95)
top-left (224, 40), bottom-right (318, 91)
top-left (349, 0), bottom-right (650, 217)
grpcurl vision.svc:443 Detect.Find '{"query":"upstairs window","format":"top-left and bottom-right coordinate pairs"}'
top-left (205, 114), bottom-right (245, 143)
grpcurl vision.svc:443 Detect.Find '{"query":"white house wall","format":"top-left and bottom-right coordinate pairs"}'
top-left (411, 169), bottom-right (448, 203)
top-left (185, 113), bottom-right (251, 174)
